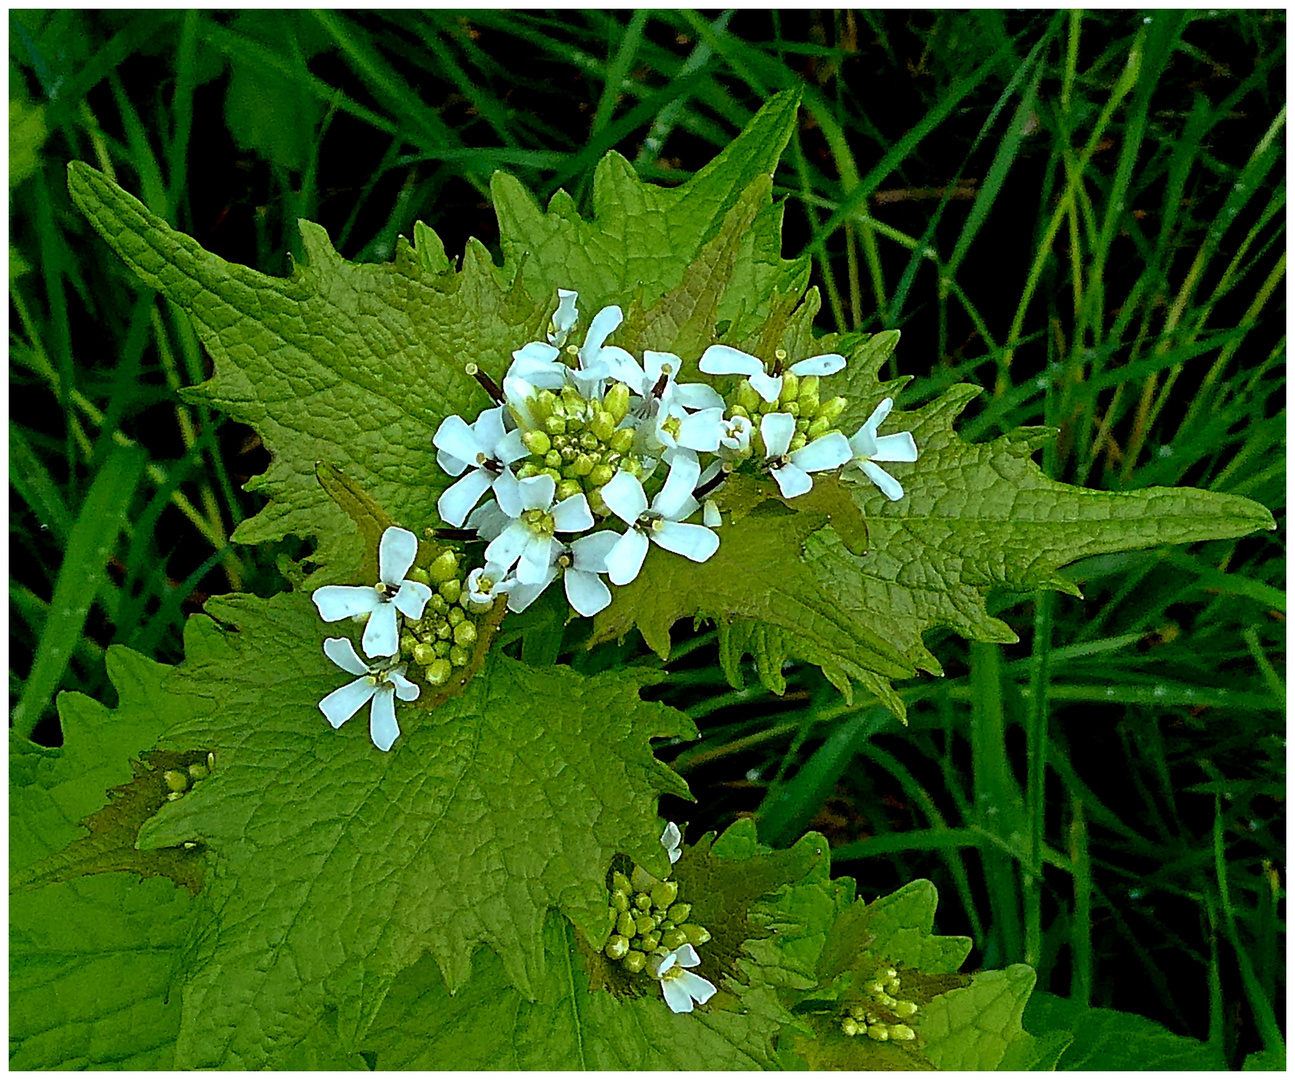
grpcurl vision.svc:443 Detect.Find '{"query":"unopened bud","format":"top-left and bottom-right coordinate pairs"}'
top-left (729, 404), bottom-right (750, 420)
top-left (623, 949), bottom-right (647, 974)
top-left (453, 620), bottom-right (477, 648)
top-left (612, 871), bottom-right (632, 894)
top-left (426, 658), bottom-right (453, 685)
top-left (797, 375), bottom-right (821, 411)
top-left (889, 1024), bottom-right (916, 1042)
top-left (779, 371), bottom-right (800, 403)
top-left (842, 1017), bottom-right (860, 1037)
top-left (591, 410), bottom-right (616, 442)
top-left (806, 416), bottom-right (832, 440)
top-left (449, 644), bottom-right (471, 667)
top-left (633, 892), bottom-right (652, 912)
top-left (439, 578), bottom-right (462, 604)
top-left (635, 913), bottom-right (656, 935)
top-left (544, 450), bottom-right (563, 470)
top-left (610, 889), bottom-right (630, 912)
top-left (893, 1000), bottom-right (918, 1018)
top-left (428, 550), bottom-right (460, 584)
top-left (522, 429), bottom-right (551, 456)
top-left (544, 416), bottom-right (567, 436)
top-left (413, 642), bottom-right (438, 666)
top-left (572, 453), bottom-right (595, 477)
top-left (650, 880), bottom-right (679, 910)
top-left (616, 910), bottom-right (637, 938)
top-left (588, 464), bottom-right (614, 488)
top-left (660, 928), bottom-right (688, 951)
top-left (782, 400), bottom-right (801, 418)
top-left (866, 1024), bottom-right (890, 1042)
top-left (604, 934), bottom-right (630, 960)
top-left (163, 770), bottom-right (190, 793)
top-left (542, 467), bottom-right (562, 484)
top-left (187, 763), bottom-right (210, 782)
top-left (517, 462), bottom-right (540, 480)
top-left (639, 931), bottom-right (661, 952)
top-left (604, 383), bottom-right (630, 422)
top-left (560, 385), bottom-right (585, 416)
top-left (666, 903), bottom-right (692, 924)
top-left (405, 566), bottom-right (431, 587)
top-left (557, 478), bottom-right (583, 502)
top-left (400, 633), bottom-right (419, 656)
top-left (447, 606), bottom-right (465, 627)
top-left (735, 381), bottom-right (761, 413)
top-left (608, 427), bottom-right (635, 455)
top-left (681, 923), bottom-right (711, 947)
top-left (789, 433), bottom-right (808, 453)
top-left (816, 395), bottom-right (847, 423)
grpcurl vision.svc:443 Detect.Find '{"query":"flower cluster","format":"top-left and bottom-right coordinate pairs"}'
top-left (308, 289), bottom-right (920, 750)
top-left (838, 962), bottom-right (920, 1042)
top-left (603, 822), bottom-right (717, 1014)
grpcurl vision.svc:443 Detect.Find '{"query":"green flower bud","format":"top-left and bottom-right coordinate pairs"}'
top-left (889, 1024), bottom-right (916, 1042)
top-left (167, 791), bottom-right (184, 801)
top-left (560, 385), bottom-right (585, 416)
top-left (623, 949), bottom-right (647, 974)
top-left (449, 645), bottom-right (471, 667)
top-left (434, 640), bottom-right (452, 658)
top-left (660, 928), bottom-right (688, 951)
top-left (163, 770), bottom-right (190, 793)
top-left (610, 889), bottom-right (630, 912)
top-left (522, 429), bottom-right (551, 456)
top-left (816, 395), bottom-right (847, 423)
top-left (604, 934), bottom-right (630, 961)
top-left (797, 374), bottom-right (821, 411)
top-left (849, 1005), bottom-right (869, 1023)
top-left (517, 462), bottom-right (540, 480)
top-left (453, 620), bottom-right (477, 648)
top-left (657, 920), bottom-right (675, 932)
top-left (650, 880), bottom-right (678, 910)
top-left (545, 416), bottom-right (567, 436)
top-left (639, 931), bottom-right (661, 952)
top-left (780, 371), bottom-right (800, 404)
top-left (735, 380), bottom-right (761, 413)
top-left (666, 903), bottom-right (692, 924)
top-left (529, 389), bottom-right (557, 424)
top-left (590, 410), bottom-right (616, 443)
top-left (621, 457), bottom-right (644, 479)
top-left (188, 763), bottom-right (210, 782)
top-left (425, 658), bottom-right (453, 686)
top-left (543, 449), bottom-right (563, 470)
top-left (681, 923), bottom-right (711, 948)
top-left (572, 453), bottom-right (595, 477)
top-left (866, 1024), bottom-right (890, 1042)
top-left (616, 911), bottom-right (638, 939)
top-left (865, 981), bottom-right (886, 997)
top-left (588, 463), bottom-right (615, 488)
top-left (433, 595), bottom-right (451, 616)
top-left (604, 383), bottom-right (631, 422)
top-left (400, 632), bottom-right (419, 656)
top-left (608, 427), bottom-right (635, 455)
top-left (806, 416), bottom-right (832, 440)
top-left (893, 999), bottom-right (918, 1018)
top-left (612, 871), bottom-right (632, 894)
top-left (413, 642), bottom-right (438, 666)
top-left (436, 623), bottom-right (453, 641)
top-left (447, 606), bottom-right (465, 627)
top-left (729, 404), bottom-right (750, 420)
top-left (405, 566), bottom-right (431, 587)
top-left (207, 752), bottom-right (216, 771)
top-left (789, 432), bottom-right (808, 453)
top-left (428, 550), bottom-right (460, 584)
top-left (439, 580), bottom-right (462, 606)
top-left (841, 1017), bottom-right (860, 1037)
top-left (607, 905), bottom-right (619, 934)
top-left (542, 467), bottom-right (562, 484)
top-left (635, 914), bottom-right (656, 936)
top-left (575, 431), bottom-right (596, 452)
top-left (633, 892), bottom-right (652, 912)
top-left (782, 400), bottom-right (801, 418)
top-left (555, 478), bottom-right (581, 503)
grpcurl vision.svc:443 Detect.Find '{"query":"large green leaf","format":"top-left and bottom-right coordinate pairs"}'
top-left (128, 590), bottom-right (693, 1068)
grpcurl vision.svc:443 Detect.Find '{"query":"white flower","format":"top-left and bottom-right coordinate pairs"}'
top-left (601, 455), bottom-right (720, 585)
top-left (506, 341), bottom-right (569, 392)
top-left (846, 398), bottom-right (919, 501)
top-left (318, 637), bottom-right (420, 752)
top-left (548, 288), bottom-right (579, 345)
top-left (485, 471), bottom-right (595, 585)
top-left (661, 821), bottom-right (683, 863)
top-left (312, 526), bottom-right (433, 658)
top-left (465, 563), bottom-right (512, 606)
top-left (433, 406), bottom-right (527, 526)
top-left (504, 530), bottom-right (619, 616)
top-left (760, 412), bottom-right (852, 499)
top-left (699, 344), bottom-right (846, 403)
top-left (652, 944), bottom-right (717, 1014)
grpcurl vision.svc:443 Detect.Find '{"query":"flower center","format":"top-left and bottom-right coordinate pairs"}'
top-left (523, 508), bottom-right (556, 538)
top-left (374, 581), bottom-right (394, 599)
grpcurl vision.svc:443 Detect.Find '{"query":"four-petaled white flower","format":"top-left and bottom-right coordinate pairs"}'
top-left (699, 344), bottom-right (846, 404)
top-left (433, 406), bottom-right (527, 526)
top-left (760, 412), bottom-right (852, 499)
top-left (846, 398), bottom-right (919, 501)
top-left (465, 563), bottom-right (512, 606)
top-left (601, 455), bottom-right (720, 585)
top-left (318, 637), bottom-right (420, 752)
top-left (652, 944), bottom-right (717, 1014)
top-left (661, 821), bottom-right (683, 863)
top-left (504, 530), bottom-right (620, 616)
top-left (313, 526), bottom-right (433, 658)
top-left (486, 471), bottom-right (595, 585)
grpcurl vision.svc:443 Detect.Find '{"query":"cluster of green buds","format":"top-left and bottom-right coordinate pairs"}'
top-left (163, 752), bottom-right (215, 802)
top-left (513, 383), bottom-right (643, 516)
top-left (397, 548), bottom-right (491, 686)
top-left (725, 351), bottom-right (849, 461)
top-left (839, 963), bottom-right (919, 1042)
top-left (603, 870), bottom-right (711, 976)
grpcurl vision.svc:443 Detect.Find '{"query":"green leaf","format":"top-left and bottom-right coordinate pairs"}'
top-left (1023, 991), bottom-right (1227, 1070)
top-left (125, 590), bottom-right (694, 1068)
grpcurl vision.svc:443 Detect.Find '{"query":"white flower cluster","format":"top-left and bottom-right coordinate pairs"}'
top-left (430, 288), bottom-right (919, 621)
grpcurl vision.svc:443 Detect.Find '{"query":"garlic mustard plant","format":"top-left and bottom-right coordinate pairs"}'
top-left (846, 398), bottom-right (920, 501)
top-left (652, 944), bottom-right (718, 1014)
top-left (318, 636), bottom-right (420, 752)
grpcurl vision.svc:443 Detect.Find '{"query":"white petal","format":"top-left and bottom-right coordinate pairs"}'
top-left (503, 375), bottom-right (542, 429)
top-left (436, 447), bottom-right (469, 478)
top-left (651, 520), bottom-right (719, 563)
top-left (862, 397), bottom-right (894, 440)
top-left (392, 580), bottom-right (433, 620)
top-left (873, 431), bottom-right (919, 462)
top-left (676, 407), bottom-right (725, 452)
top-left (598, 346), bottom-right (643, 390)
top-left (432, 414), bottom-right (483, 467)
top-left (323, 636), bottom-right (369, 676)
top-left (674, 943), bottom-right (701, 967)
top-left (564, 568), bottom-right (611, 617)
top-left (653, 952), bottom-right (679, 979)
top-left (517, 535), bottom-right (556, 585)
top-left (643, 350), bottom-right (682, 384)
top-left (848, 425), bottom-right (879, 460)
top-left (314, 585), bottom-right (379, 622)
top-left (653, 454), bottom-right (701, 520)
top-left (601, 470), bottom-right (649, 526)
top-left (473, 405), bottom-right (508, 449)
top-left (378, 526), bottom-right (419, 585)
top-left (771, 463), bottom-right (813, 499)
top-left (661, 821), bottom-right (683, 860)
top-left (669, 381), bottom-right (725, 411)
top-left (749, 370), bottom-right (784, 403)
top-left (661, 978), bottom-right (695, 1014)
top-left (361, 603), bottom-right (400, 658)
top-left (388, 668), bottom-right (421, 702)
top-left (468, 499), bottom-right (509, 541)
top-left (677, 969), bottom-right (717, 1006)
top-left (570, 529), bottom-right (620, 572)
top-left (582, 304), bottom-right (622, 357)
top-left (485, 521), bottom-right (532, 571)
top-left (509, 342), bottom-right (565, 387)
top-left (551, 493), bottom-right (594, 533)
top-left (492, 469), bottom-right (524, 519)
top-left (789, 352), bottom-right (846, 376)
top-left (703, 499), bottom-right (721, 528)
top-left (517, 473), bottom-right (557, 512)
top-left (495, 428), bottom-right (527, 466)
top-left (698, 344), bottom-right (762, 377)
top-left (553, 288), bottom-right (579, 334)
top-left (607, 528), bottom-right (650, 586)
top-left (319, 676), bottom-right (376, 729)
top-left (438, 468), bottom-right (495, 527)
top-left (861, 460), bottom-right (905, 501)
top-left (760, 412), bottom-right (795, 459)
top-left (790, 431), bottom-right (851, 473)
top-left (505, 572), bottom-right (554, 613)
top-left (367, 688), bottom-right (400, 751)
